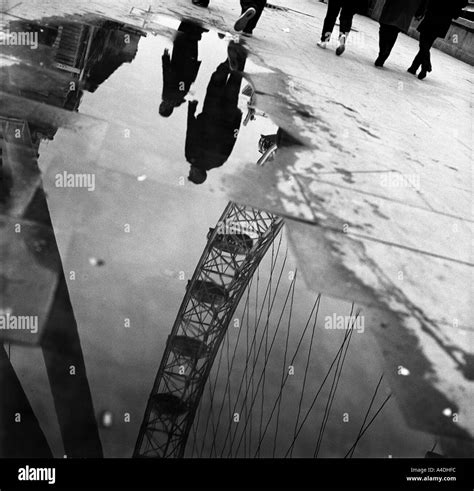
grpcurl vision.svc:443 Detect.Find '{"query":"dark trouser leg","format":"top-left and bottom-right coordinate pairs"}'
top-left (211, 61), bottom-right (230, 85)
top-left (174, 23), bottom-right (201, 64)
top-left (321, 0), bottom-right (343, 41)
top-left (409, 49), bottom-right (423, 72)
top-left (378, 24), bottom-right (400, 63)
top-left (339, 4), bottom-right (354, 35)
top-left (419, 31), bottom-right (437, 72)
top-left (240, 0), bottom-right (266, 33)
top-left (178, 21), bottom-right (207, 39)
top-left (224, 67), bottom-right (245, 108)
top-left (203, 61), bottom-right (230, 111)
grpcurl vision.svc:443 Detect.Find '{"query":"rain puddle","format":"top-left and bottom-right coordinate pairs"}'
top-left (0, 12), bottom-right (449, 459)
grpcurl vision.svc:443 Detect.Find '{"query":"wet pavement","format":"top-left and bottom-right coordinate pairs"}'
top-left (0, 0), bottom-right (473, 459)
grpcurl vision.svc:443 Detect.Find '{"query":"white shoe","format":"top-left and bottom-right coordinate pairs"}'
top-left (317, 40), bottom-right (327, 49)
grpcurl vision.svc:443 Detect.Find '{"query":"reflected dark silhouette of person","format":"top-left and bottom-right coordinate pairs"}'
top-left (160, 21), bottom-right (207, 118)
top-left (186, 42), bottom-right (247, 184)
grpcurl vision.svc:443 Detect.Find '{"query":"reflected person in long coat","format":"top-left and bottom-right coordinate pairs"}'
top-left (185, 42), bottom-right (247, 184)
top-left (407, 0), bottom-right (468, 79)
top-left (375, 0), bottom-right (427, 67)
top-left (159, 22), bottom-right (207, 118)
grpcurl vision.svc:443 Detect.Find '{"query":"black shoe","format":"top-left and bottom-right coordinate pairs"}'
top-left (192, 0), bottom-right (209, 7)
top-left (234, 7), bottom-right (256, 32)
top-left (407, 66), bottom-right (417, 75)
top-left (418, 69), bottom-right (427, 80)
top-left (374, 57), bottom-right (384, 67)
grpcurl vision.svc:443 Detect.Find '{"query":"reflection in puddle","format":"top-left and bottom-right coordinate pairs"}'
top-left (1, 14), bottom-right (144, 458)
top-left (133, 202), bottom-right (389, 458)
top-left (159, 21), bottom-right (206, 117)
top-left (185, 41), bottom-right (248, 184)
top-left (158, 21), bottom-right (286, 186)
top-left (0, 12), bottom-right (454, 460)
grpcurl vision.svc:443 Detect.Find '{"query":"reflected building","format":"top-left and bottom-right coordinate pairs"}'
top-left (0, 15), bottom-right (145, 458)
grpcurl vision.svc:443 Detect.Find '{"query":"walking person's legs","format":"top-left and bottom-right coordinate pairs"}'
top-left (238, 0), bottom-right (265, 35)
top-left (318, 0), bottom-right (342, 47)
top-left (224, 69), bottom-right (245, 109)
top-left (418, 31), bottom-right (437, 79)
top-left (407, 47), bottom-right (423, 74)
top-left (202, 61), bottom-right (229, 112)
top-left (375, 24), bottom-right (399, 66)
top-left (227, 39), bottom-right (247, 72)
top-left (335, 3), bottom-right (355, 55)
top-left (338, 4), bottom-right (354, 35)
